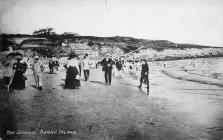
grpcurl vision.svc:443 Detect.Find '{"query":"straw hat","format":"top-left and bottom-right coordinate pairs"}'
top-left (68, 53), bottom-right (78, 59)
top-left (34, 56), bottom-right (39, 59)
top-left (106, 53), bottom-right (111, 56)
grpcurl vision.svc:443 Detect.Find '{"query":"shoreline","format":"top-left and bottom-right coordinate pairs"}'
top-left (161, 69), bottom-right (223, 88)
top-left (148, 55), bottom-right (223, 62)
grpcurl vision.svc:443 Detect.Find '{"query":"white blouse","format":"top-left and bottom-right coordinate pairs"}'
top-left (67, 59), bottom-right (79, 71)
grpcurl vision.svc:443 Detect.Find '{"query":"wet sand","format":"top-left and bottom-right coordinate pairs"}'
top-left (0, 65), bottom-right (223, 140)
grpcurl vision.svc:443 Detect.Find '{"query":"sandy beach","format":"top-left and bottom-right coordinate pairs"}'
top-left (1, 0), bottom-right (223, 139)
top-left (0, 58), bottom-right (223, 140)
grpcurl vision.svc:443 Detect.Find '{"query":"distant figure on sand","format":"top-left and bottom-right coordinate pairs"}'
top-left (101, 53), bottom-right (114, 85)
top-left (83, 54), bottom-right (90, 81)
top-left (64, 53), bottom-right (80, 89)
top-left (115, 58), bottom-right (123, 76)
top-left (3, 63), bottom-right (14, 91)
top-left (49, 59), bottom-right (54, 74)
top-left (78, 57), bottom-right (82, 76)
top-left (54, 60), bottom-right (59, 71)
top-left (32, 56), bottom-right (45, 90)
top-left (138, 59), bottom-right (150, 95)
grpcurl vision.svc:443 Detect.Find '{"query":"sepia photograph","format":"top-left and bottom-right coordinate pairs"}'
top-left (0, 0), bottom-right (223, 139)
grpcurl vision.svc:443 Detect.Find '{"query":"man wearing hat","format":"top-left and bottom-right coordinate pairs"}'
top-left (100, 53), bottom-right (114, 85)
top-left (83, 53), bottom-right (90, 81)
top-left (32, 56), bottom-right (45, 90)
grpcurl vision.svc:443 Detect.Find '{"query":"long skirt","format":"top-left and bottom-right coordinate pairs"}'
top-left (64, 66), bottom-right (78, 89)
top-left (10, 71), bottom-right (26, 90)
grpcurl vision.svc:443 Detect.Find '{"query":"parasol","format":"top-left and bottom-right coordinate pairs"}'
top-left (6, 52), bottom-right (24, 59)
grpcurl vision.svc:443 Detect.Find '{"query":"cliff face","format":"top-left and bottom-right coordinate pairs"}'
top-left (1, 34), bottom-right (222, 59)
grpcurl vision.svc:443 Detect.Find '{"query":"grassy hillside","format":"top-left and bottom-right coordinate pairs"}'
top-left (1, 34), bottom-right (222, 59)
top-left (76, 36), bottom-right (214, 53)
top-left (1, 34), bottom-right (215, 50)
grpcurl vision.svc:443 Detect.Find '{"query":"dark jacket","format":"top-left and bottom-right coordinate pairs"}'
top-left (13, 62), bottom-right (27, 74)
top-left (49, 61), bottom-right (54, 68)
top-left (116, 60), bottom-right (123, 70)
top-left (11, 62), bottom-right (27, 89)
top-left (141, 64), bottom-right (149, 75)
top-left (101, 58), bottom-right (114, 71)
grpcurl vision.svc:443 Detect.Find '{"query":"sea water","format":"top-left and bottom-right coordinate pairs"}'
top-left (164, 57), bottom-right (223, 80)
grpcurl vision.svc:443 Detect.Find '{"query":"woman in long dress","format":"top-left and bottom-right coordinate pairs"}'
top-left (64, 53), bottom-right (80, 89)
top-left (10, 58), bottom-right (27, 90)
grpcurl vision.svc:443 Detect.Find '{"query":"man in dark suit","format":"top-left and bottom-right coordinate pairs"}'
top-left (138, 59), bottom-right (150, 95)
top-left (100, 53), bottom-right (114, 85)
top-left (49, 59), bottom-right (54, 74)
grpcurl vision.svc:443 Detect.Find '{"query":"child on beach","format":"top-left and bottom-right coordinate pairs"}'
top-left (32, 56), bottom-right (45, 90)
top-left (3, 63), bottom-right (14, 91)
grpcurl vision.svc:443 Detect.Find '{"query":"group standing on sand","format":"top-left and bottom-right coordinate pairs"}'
top-left (2, 55), bottom-right (45, 91)
top-left (2, 52), bottom-right (150, 95)
top-left (99, 53), bottom-right (150, 94)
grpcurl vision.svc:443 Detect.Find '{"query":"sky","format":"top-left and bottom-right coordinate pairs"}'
top-left (0, 0), bottom-right (223, 47)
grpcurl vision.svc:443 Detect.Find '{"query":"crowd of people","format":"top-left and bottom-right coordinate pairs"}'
top-left (1, 52), bottom-right (150, 95)
top-left (100, 53), bottom-right (150, 94)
